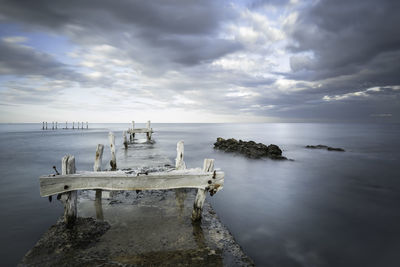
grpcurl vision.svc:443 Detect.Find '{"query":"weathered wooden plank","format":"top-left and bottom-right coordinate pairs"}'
top-left (60, 155), bottom-right (77, 228)
top-left (109, 132), bottom-right (117, 170)
top-left (192, 159), bottom-right (214, 221)
top-left (93, 144), bottom-right (104, 172)
top-left (175, 140), bottom-right (186, 170)
top-left (127, 128), bottom-right (154, 134)
top-left (39, 169), bottom-right (224, 197)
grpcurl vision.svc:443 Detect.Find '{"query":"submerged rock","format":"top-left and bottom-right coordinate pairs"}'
top-left (214, 137), bottom-right (287, 160)
top-left (305, 145), bottom-right (345, 152)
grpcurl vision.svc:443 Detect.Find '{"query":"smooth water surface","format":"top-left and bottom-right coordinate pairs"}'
top-left (0, 123), bottom-right (399, 266)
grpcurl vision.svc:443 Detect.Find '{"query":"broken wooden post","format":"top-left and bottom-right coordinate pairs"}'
top-left (109, 132), bottom-right (117, 170)
top-left (146, 120), bottom-right (152, 141)
top-left (123, 131), bottom-right (128, 149)
top-left (93, 144), bottom-right (104, 172)
top-left (60, 155), bottom-right (77, 227)
top-left (175, 140), bottom-right (186, 170)
top-left (192, 159), bottom-right (214, 221)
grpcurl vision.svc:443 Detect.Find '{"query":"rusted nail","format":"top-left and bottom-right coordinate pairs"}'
top-left (64, 185), bottom-right (69, 190)
top-left (212, 170), bottom-right (216, 179)
top-left (208, 180), bottom-right (212, 184)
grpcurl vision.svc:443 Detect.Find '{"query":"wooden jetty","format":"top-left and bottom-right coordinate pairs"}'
top-left (39, 139), bottom-right (224, 227)
top-left (42, 121), bottom-right (89, 130)
top-left (127, 120), bottom-right (153, 142)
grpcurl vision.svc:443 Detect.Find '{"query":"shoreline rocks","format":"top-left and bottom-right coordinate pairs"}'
top-left (305, 145), bottom-right (345, 152)
top-left (214, 137), bottom-right (287, 160)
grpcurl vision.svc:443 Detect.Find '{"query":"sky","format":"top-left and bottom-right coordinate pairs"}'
top-left (0, 0), bottom-right (399, 123)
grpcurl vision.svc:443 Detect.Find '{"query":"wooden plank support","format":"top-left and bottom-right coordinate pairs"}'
top-left (39, 169), bottom-right (224, 197)
top-left (192, 159), bottom-right (215, 221)
top-left (60, 155), bottom-right (77, 228)
top-left (109, 132), bottom-right (117, 170)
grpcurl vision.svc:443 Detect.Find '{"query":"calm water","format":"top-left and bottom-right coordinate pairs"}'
top-left (0, 123), bottom-right (399, 266)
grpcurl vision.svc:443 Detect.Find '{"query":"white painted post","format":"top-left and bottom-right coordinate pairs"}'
top-left (93, 144), bottom-right (104, 172)
top-left (123, 131), bottom-right (128, 149)
top-left (109, 132), bottom-right (117, 170)
top-left (192, 159), bottom-right (214, 221)
top-left (175, 140), bottom-right (186, 170)
top-left (60, 155), bottom-right (77, 227)
top-left (132, 121), bottom-right (135, 129)
top-left (147, 120), bottom-right (151, 129)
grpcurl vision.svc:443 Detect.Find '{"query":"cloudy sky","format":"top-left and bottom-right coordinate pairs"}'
top-left (0, 0), bottom-right (399, 123)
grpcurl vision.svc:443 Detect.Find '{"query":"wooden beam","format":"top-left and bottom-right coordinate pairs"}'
top-left (60, 155), bottom-right (77, 228)
top-left (39, 169), bottom-right (224, 197)
top-left (127, 128), bottom-right (154, 134)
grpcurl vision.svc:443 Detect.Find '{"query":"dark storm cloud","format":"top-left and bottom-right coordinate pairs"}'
top-left (287, 0), bottom-right (400, 82)
top-left (0, 0), bottom-right (240, 68)
top-left (0, 39), bottom-right (82, 81)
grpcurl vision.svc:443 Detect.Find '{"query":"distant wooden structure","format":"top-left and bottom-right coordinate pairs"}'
top-left (42, 121), bottom-right (89, 130)
top-left (39, 140), bottom-right (224, 227)
top-left (127, 120), bottom-right (153, 142)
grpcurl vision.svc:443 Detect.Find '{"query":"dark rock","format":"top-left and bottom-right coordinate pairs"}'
top-left (305, 145), bottom-right (345, 152)
top-left (214, 137), bottom-right (287, 160)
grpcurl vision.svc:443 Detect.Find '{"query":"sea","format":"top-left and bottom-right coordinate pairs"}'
top-left (0, 123), bottom-right (399, 266)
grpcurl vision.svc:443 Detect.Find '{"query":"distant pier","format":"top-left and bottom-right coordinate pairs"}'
top-left (42, 121), bottom-right (89, 130)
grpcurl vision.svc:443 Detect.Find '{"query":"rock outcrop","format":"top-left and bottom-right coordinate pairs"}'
top-left (305, 145), bottom-right (345, 152)
top-left (214, 137), bottom-right (287, 160)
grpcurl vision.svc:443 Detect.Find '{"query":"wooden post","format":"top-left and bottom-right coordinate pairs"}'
top-left (65, 121), bottom-right (68, 129)
top-left (146, 120), bottom-right (151, 129)
top-left (52, 122), bottom-right (54, 130)
top-left (132, 121), bottom-right (135, 129)
top-left (72, 122), bottom-right (74, 129)
top-left (192, 159), bottom-right (214, 221)
top-left (82, 122), bottom-right (84, 130)
top-left (60, 155), bottom-right (77, 227)
top-left (45, 122), bottom-right (48, 130)
top-left (123, 131), bottom-right (128, 149)
top-left (42, 122), bottom-right (44, 130)
top-left (94, 145), bottom-right (104, 219)
top-left (109, 132), bottom-right (117, 170)
top-left (56, 122), bottom-right (58, 129)
top-left (93, 144), bottom-right (104, 172)
top-left (86, 122), bottom-right (88, 129)
top-left (175, 141), bottom-right (186, 170)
